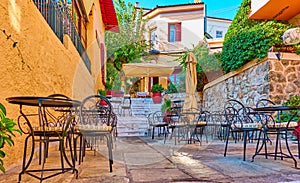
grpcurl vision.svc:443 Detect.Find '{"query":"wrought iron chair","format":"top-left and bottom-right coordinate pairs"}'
top-left (148, 111), bottom-right (169, 143)
top-left (168, 109), bottom-right (188, 145)
top-left (252, 99), bottom-right (299, 168)
top-left (120, 96), bottom-right (132, 116)
top-left (223, 99), bottom-right (262, 161)
top-left (77, 94), bottom-right (114, 172)
top-left (188, 110), bottom-right (210, 146)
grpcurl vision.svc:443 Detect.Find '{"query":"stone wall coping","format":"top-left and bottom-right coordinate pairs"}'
top-left (203, 52), bottom-right (300, 91)
top-left (267, 51), bottom-right (300, 61)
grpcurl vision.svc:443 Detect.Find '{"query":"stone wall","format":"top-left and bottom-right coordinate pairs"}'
top-left (269, 57), bottom-right (300, 104)
top-left (203, 53), bottom-right (300, 112)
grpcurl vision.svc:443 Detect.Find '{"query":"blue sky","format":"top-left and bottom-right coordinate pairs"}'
top-left (123, 0), bottom-right (243, 20)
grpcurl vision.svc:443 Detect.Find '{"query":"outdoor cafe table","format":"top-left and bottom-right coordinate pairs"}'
top-left (6, 96), bottom-right (81, 182)
top-left (252, 106), bottom-right (300, 169)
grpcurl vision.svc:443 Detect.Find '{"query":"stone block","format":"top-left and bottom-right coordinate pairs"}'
top-left (272, 61), bottom-right (283, 71)
top-left (282, 60), bottom-right (290, 67)
top-left (287, 73), bottom-right (297, 82)
top-left (285, 84), bottom-right (297, 93)
top-left (269, 71), bottom-right (286, 82)
top-left (284, 66), bottom-right (296, 75)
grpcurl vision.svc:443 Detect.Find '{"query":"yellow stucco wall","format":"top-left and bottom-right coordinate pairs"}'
top-left (86, 1), bottom-right (107, 92)
top-left (0, 0), bottom-right (104, 169)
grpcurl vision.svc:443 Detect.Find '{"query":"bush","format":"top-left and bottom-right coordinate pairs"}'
top-left (276, 95), bottom-right (300, 122)
top-left (165, 83), bottom-right (178, 94)
top-left (221, 0), bottom-right (295, 73)
top-left (161, 99), bottom-right (172, 112)
top-left (151, 84), bottom-right (164, 93)
top-left (0, 103), bottom-right (21, 172)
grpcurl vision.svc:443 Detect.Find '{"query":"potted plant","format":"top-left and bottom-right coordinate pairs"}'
top-left (151, 84), bottom-right (164, 104)
top-left (161, 99), bottom-right (172, 122)
top-left (0, 103), bottom-right (22, 172)
top-left (98, 89), bottom-right (108, 106)
top-left (105, 81), bottom-right (113, 96)
top-left (98, 89), bottom-right (106, 97)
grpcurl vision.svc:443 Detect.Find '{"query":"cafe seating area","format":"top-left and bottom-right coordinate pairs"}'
top-left (1, 94), bottom-right (300, 182)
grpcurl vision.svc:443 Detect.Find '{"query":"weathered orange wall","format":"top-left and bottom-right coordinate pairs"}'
top-left (0, 0), bottom-right (104, 170)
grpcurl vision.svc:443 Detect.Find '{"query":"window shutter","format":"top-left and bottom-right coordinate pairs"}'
top-left (175, 23), bottom-right (181, 41)
top-left (168, 23), bottom-right (170, 42)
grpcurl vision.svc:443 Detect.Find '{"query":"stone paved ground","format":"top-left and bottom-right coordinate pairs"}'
top-left (1, 135), bottom-right (300, 183)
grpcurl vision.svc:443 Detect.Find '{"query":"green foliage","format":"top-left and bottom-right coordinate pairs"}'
top-left (98, 89), bottom-right (106, 96)
top-left (277, 95), bottom-right (300, 122)
top-left (221, 0), bottom-right (295, 73)
top-left (192, 42), bottom-right (222, 72)
top-left (105, 0), bottom-right (149, 71)
top-left (161, 99), bottom-right (172, 112)
top-left (178, 42), bottom-right (222, 91)
top-left (165, 83), bottom-right (178, 94)
top-left (0, 103), bottom-right (22, 173)
top-left (151, 84), bottom-right (164, 93)
top-left (283, 95), bottom-right (300, 107)
top-left (105, 81), bottom-right (113, 91)
top-left (106, 63), bottom-right (122, 90)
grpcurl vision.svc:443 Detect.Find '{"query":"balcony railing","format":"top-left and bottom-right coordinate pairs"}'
top-left (33, 0), bottom-right (91, 73)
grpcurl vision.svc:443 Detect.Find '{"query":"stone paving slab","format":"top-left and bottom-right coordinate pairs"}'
top-left (1, 136), bottom-right (300, 182)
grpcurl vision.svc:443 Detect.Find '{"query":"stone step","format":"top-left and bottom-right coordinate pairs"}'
top-left (114, 98), bottom-right (166, 136)
top-left (117, 115), bottom-right (149, 137)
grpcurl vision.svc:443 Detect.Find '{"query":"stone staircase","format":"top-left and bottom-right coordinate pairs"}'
top-left (116, 98), bottom-right (162, 137)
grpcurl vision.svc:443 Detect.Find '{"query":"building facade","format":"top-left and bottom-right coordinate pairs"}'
top-left (140, 2), bottom-right (231, 92)
top-left (0, 0), bottom-right (118, 168)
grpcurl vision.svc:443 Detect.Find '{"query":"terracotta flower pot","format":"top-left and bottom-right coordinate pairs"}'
top-left (152, 92), bottom-right (162, 104)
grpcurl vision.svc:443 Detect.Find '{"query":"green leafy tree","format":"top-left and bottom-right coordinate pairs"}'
top-left (105, 0), bottom-right (148, 70)
top-left (0, 103), bottom-right (22, 173)
top-left (179, 41), bottom-right (222, 91)
top-left (105, 0), bottom-right (149, 90)
top-left (221, 0), bottom-right (295, 73)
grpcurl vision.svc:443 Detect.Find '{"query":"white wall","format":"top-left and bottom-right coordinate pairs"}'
top-left (207, 18), bottom-right (231, 38)
top-left (145, 10), bottom-right (205, 52)
top-left (182, 18), bottom-right (205, 48)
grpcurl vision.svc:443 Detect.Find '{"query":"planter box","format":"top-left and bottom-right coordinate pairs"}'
top-left (106, 90), bottom-right (124, 97)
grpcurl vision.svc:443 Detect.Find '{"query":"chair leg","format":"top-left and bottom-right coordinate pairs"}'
top-left (224, 127), bottom-right (230, 157)
top-left (243, 130), bottom-right (247, 161)
top-left (105, 134), bottom-right (113, 172)
top-left (152, 127), bottom-right (155, 139)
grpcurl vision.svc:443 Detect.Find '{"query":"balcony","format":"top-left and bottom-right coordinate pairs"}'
top-left (33, 0), bottom-right (91, 73)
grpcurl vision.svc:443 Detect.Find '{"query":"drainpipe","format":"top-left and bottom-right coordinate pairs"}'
top-left (204, 3), bottom-right (207, 35)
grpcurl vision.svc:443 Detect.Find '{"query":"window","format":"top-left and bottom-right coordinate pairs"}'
top-left (216, 31), bottom-right (223, 38)
top-left (168, 23), bottom-right (181, 42)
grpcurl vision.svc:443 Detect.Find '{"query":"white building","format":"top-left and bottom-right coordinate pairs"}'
top-left (135, 2), bottom-right (232, 92)
top-left (143, 3), bottom-right (232, 54)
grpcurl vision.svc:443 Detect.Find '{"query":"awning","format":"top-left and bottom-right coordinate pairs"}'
top-left (100, 0), bottom-right (119, 32)
top-left (122, 63), bottom-right (176, 77)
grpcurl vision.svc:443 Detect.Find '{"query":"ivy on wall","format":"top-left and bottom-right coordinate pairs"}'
top-left (221, 0), bottom-right (296, 73)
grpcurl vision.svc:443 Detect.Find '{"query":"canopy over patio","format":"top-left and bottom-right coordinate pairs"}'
top-left (122, 54), bottom-right (182, 77)
top-left (122, 62), bottom-right (177, 77)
